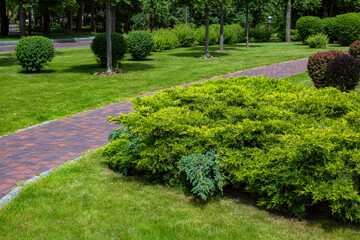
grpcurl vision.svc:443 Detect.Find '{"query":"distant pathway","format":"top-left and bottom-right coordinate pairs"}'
top-left (0, 41), bottom-right (92, 53)
top-left (0, 58), bottom-right (308, 198)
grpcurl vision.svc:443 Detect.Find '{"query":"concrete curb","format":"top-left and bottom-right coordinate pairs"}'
top-left (0, 37), bottom-right (94, 46)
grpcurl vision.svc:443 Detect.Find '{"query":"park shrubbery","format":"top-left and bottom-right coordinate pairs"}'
top-left (296, 16), bottom-right (324, 43)
top-left (277, 29), bottom-right (299, 42)
top-left (91, 33), bottom-right (127, 67)
top-left (333, 13), bottom-right (360, 46)
top-left (152, 28), bottom-right (179, 51)
top-left (173, 24), bottom-right (197, 47)
top-left (224, 24), bottom-right (245, 44)
top-left (15, 36), bottom-right (55, 73)
top-left (102, 76), bottom-right (360, 222)
top-left (349, 40), bottom-right (360, 61)
top-left (197, 24), bottom-right (220, 45)
top-left (251, 25), bottom-right (272, 42)
top-left (305, 33), bottom-right (328, 48)
top-left (127, 31), bottom-right (154, 61)
top-left (322, 17), bottom-right (337, 42)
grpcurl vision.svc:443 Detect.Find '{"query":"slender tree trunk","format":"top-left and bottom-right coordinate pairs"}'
top-left (28, 10), bottom-right (32, 36)
top-left (219, 3), bottom-right (224, 51)
top-left (76, 2), bottom-right (84, 32)
top-left (125, 8), bottom-right (131, 33)
top-left (204, 4), bottom-right (210, 58)
top-left (106, 0), bottom-right (113, 73)
top-left (43, 13), bottom-right (50, 35)
top-left (0, 0), bottom-right (9, 36)
top-left (19, 2), bottom-right (25, 36)
top-left (111, 6), bottom-right (116, 32)
top-left (285, 0), bottom-right (291, 42)
top-left (68, 10), bottom-right (73, 35)
top-left (246, 5), bottom-right (249, 48)
top-left (91, 4), bottom-right (96, 32)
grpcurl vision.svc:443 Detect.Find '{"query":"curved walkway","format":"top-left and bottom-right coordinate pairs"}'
top-left (0, 58), bottom-right (308, 198)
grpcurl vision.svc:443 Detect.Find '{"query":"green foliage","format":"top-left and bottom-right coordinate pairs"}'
top-left (334, 13), bottom-right (360, 46)
top-left (173, 24), bottom-right (197, 47)
top-left (152, 28), bottom-right (179, 52)
top-left (90, 33), bottom-right (127, 67)
top-left (305, 33), bottom-right (329, 48)
top-left (102, 76), bottom-right (360, 222)
top-left (127, 31), bottom-right (154, 61)
top-left (197, 24), bottom-right (220, 45)
top-left (296, 16), bottom-right (324, 43)
top-left (277, 29), bottom-right (299, 42)
top-left (322, 17), bottom-right (337, 43)
top-left (224, 24), bottom-right (245, 44)
top-left (177, 150), bottom-right (225, 201)
top-left (250, 25), bottom-right (273, 42)
top-left (349, 40), bottom-right (360, 61)
top-left (14, 36), bottom-right (55, 73)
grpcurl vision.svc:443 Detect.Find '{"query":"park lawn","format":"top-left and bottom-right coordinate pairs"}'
top-left (0, 33), bottom-right (95, 42)
top-left (0, 42), bottom-right (348, 135)
top-left (0, 151), bottom-right (359, 240)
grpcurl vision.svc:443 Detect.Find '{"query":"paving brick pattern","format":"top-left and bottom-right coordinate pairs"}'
top-left (0, 41), bottom-right (92, 53)
top-left (0, 58), bottom-right (308, 198)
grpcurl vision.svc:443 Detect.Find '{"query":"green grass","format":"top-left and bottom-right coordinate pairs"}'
top-left (0, 151), bottom-right (359, 240)
top-left (0, 42), bottom-right (348, 135)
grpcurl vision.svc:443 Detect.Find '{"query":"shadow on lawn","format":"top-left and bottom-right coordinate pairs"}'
top-left (0, 54), bottom-right (17, 67)
top-left (170, 50), bottom-right (230, 58)
top-left (62, 62), bottom-right (155, 74)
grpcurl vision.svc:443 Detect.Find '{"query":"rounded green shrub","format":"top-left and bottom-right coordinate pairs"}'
top-left (224, 24), bottom-right (245, 43)
top-left (296, 16), bottom-right (324, 42)
top-left (127, 31), bottom-right (154, 61)
top-left (307, 50), bottom-right (343, 88)
top-left (152, 28), bottom-right (179, 52)
top-left (334, 13), bottom-right (360, 46)
top-left (305, 33), bottom-right (329, 48)
top-left (250, 25), bottom-right (272, 42)
top-left (349, 40), bottom-right (360, 61)
top-left (173, 24), bottom-right (196, 47)
top-left (327, 53), bottom-right (360, 91)
top-left (90, 32), bottom-right (127, 67)
top-left (322, 17), bottom-right (337, 43)
top-left (14, 36), bottom-right (55, 73)
top-left (102, 76), bottom-right (360, 222)
top-left (197, 24), bottom-right (220, 45)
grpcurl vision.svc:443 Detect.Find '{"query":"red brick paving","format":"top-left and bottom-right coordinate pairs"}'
top-left (0, 41), bottom-right (92, 53)
top-left (0, 58), bottom-right (308, 198)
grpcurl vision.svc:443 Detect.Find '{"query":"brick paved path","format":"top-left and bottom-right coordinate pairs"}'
top-left (0, 58), bottom-right (308, 198)
top-left (0, 41), bottom-right (92, 53)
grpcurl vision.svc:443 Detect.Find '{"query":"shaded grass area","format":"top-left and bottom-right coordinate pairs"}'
top-left (0, 33), bottom-right (95, 42)
top-left (0, 151), bottom-right (359, 240)
top-left (0, 42), bottom-right (348, 135)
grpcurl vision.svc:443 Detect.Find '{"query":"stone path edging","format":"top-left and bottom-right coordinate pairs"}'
top-left (0, 58), bottom-right (309, 207)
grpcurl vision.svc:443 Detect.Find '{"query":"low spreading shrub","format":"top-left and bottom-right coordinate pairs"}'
top-left (277, 29), bottom-right (299, 42)
top-left (173, 24), bottom-right (197, 47)
top-left (334, 13), bottom-right (360, 46)
top-left (15, 36), bottom-right (55, 73)
top-left (91, 33), bottom-right (127, 67)
top-left (322, 17), bottom-right (337, 42)
top-left (296, 16), bottom-right (324, 43)
top-left (349, 40), bottom-right (360, 61)
top-left (251, 25), bottom-right (272, 42)
top-left (197, 24), bottom-right (220, 45)
top-left (224, 24), bottom-right (245, 44)
top-left (152, 28), bottom-right (179, 52)
top-left (307, 50), bottom-right (343, 88)
top-left (305, 33), bottom-right (329, 48)
top-left (327, 53), bottom-right (360, 91)
top-left (127, 31), bottom-right (154, 61)
top-left (102, 76), bottom-right (360, 222)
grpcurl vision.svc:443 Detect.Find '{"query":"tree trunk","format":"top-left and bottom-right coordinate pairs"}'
top-left (219, 3), bottom-right (224, 51)
top-left (285, 0), bottom-right (291, 42)
top-left (68, 10), bottom-right (73, 35)
top-left (28, 10), bottom-right (32, 36)
top-left (106, 0), bottom-right (113, 73)
top-left (111, 6), bottom-right (116, 32)
top-left (19, 2), bottom-right (25, 36)
top-left (204, 4), bottom-right (210, 58)
top-left (125, 8), bottom-right (131, 33)
top-left (76, 2), bottom-right (85, 32)
top-left (246, 5), bottom-right (249, 48)
top-left (91, 4), bottom-right (96, 32)
top-left (43, 13), bottom-right (50, 35)
top-left (0, 0), bottom-right (9, 36)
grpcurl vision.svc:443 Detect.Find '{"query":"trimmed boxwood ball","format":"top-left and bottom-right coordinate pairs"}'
top-left (15, 36), bottom-right (55, 73)
top-left (327, 53), bottom-right (360, 91)
top-left (91, 33), bottom-right (127, 67)
top-left (349, 40), bottom-right (360, 61)
top-left (296, 16), bottom-right (324, 43)
top-left (127, 31), bottom-right (154, 61)
top-left (334, 13), bottom-right (360, 46)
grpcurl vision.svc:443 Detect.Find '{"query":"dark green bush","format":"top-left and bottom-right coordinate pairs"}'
top-left (152, 28), bottom-right (179, 52)
top-left (322, 17), bottom-right (337, 42)
top-left (14, 36), bottom-right (55, 73)
top-left (224, 24), bottom-right (245, 43)
top-left (91, 33), bottom-right (127, 67)
top-left (296, 16), bottom-right (324, 43)
top-left (102, 76), bottom-right (360, 222)
top-left (349, 40), bottom-right (360, 61)
top-left (327, 53), bottom-right (360, 91)
top-left (173, 24), bottom-right (197, 47)
top-left (277, 29), bottom-right (299, 42)
top-left (251, 25), bottom-right (272, 42)
top-left (127, 31), bottom-right (154, 61)
top-left (197, 24), bottom-right (220, 45)
top-left (307, 50), bottom-right (343, 88)
top-left (334, 13), bottom-right (360, 46)
top-left (305, 33), bottom-right (329, 48)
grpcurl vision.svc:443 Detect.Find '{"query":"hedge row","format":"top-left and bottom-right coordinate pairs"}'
top-left (102, 76), bottom-right (360, 223)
